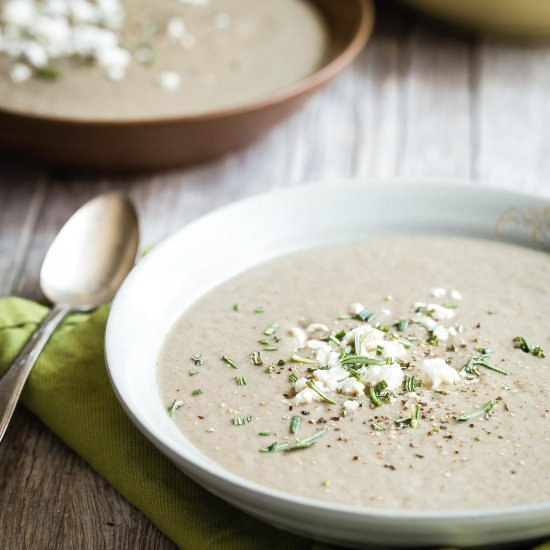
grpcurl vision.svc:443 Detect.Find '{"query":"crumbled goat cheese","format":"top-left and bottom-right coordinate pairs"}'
top-left (158, 70), bottom-right (181, 91)
top-left (167, 16), bottom-right (186, 39)
top-left (359, 363), bottom-right (404, 391)
top-left (430, 287), bottom-right (446, 298)
top-left (10, 62), bottom-right (32, 83)
top-left (343, 400), bottom-right (359, 412)
top-left (338, 377), bottom-right (365, 396)
top-left (450, 290), bottom-right (462, 301)
top-left (289, 327), bottom-right (307, 349)
top-left (415, 302), bottom-right (456, 321)
top-left (418, 358), bottom-right (459, 389)
top-left (349, 302), bottom-right (364, 315)
top-left (433, 325), bottom-right (450, 341)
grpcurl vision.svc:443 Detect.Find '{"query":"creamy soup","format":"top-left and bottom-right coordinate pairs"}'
top-left (157, 237), bottom-right (550, 511)
top-left (0, 0), bottom-right (328, 120)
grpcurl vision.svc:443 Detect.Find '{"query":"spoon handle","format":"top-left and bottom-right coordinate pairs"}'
top-left (0, 304), bottom-right (71, 442)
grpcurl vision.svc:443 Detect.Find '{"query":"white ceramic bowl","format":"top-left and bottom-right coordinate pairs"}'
top-left (105, 180), bottom-right (550, 548)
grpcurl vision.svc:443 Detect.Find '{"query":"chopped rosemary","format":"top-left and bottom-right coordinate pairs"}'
top-left (192, 389), bottom-right (203, 396)
top-left (403, 374), bottom-right (421, 392)
top-left (167, 399), bottom-right (184, 417)
top-left (461, 352), bottom-right (507, 377)
top-left (35, 66), bottom-right (60, 80)
top-left (277, 359), bottom-right (286, 366)
top-left (189, 370), bottom-right (199, 376)
top-left (340, 355), bottom-right (382, 367)
top-left (371, 422), bottom-right (386, 431)
top-left (257, 339), bottom-right (270, 345)
top-left (258, 431), bottom-right (271, 436)
top-left (357, 310), bottom-right (375, 322)
top-left (288, 370), bottom-right (299, 383)
top-left (254, 306), bottom-right (265, 313)
top-left (235, 376), bottom-right (247, 386)
top-left (264, 346), bottom-right (278, 352)
top-left (264, 323), bottom-right (280, 336)
top-left (396, 404), bottom-right (421, 428)
top-left (290, 354), bottom-right (318, 365)
top-left (455, 401), bottom-right (496, 422)
top-left (222, 355), bottom-right (239, 369)
top-left (250, 351), bottom-right (264, 366)
top-left (368, 380), bottom-right (393, 407)
top-left (396, 319), bottom-right (409, 331)
top-left (233, 415), bottom-right (253, 426)
top-left (442, 303), bottom-right (458, 309)
top-left (369, 386), bottom-right (382, 407)
top-left (306, 380), bottom-right (337, 404)
top-left (191, 354), bottom-right (204, 366)
top-left (290, 415), bottom-right (301, 434)
top-left (233, 303), bottom-right (240, 311)
top-left (514, 336), bottom-right (546, 358)
top-left (260, 427), bottom-right (328, 452)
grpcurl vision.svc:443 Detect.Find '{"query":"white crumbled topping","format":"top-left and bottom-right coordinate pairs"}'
top-left (288, 327), bottom-right (307, 349)
top-left (1, 0), bottom-right (131, 79)
top-left (378, 340), bottom-right (407, 360)
top-left (450, 289), bottom-right (462, 301)
top-left (418, 358), bottom-right (459, 389)
top-left (343, 400), bottom-right (359, 412)
top-left (306, 323), bottom-right (329, 334)
top-left (430, 287), bottom-right (446, 298)
top-left (359, 362), bottom-right (404, 391)
top-left (158, 70), bottom-right (181, 91)
top-left (305, 340), bottom-right (334, 364)
top-left (349, 302), bottom-right (364, 315)
top-left (167, 16), bottom-right (186, 39)
top-left (313, 367), bottom-right (349, 391)
top-left (10, 62), bottom-right (32, 83)
top-left (338, 377), bottom-right (365, 396)
top-left (426, 303), bottom-right (456, 321)
top-left (433, 325), bottom-right (450, 341)
top-left (294, 380), bottom-right (331, 405)
top-left (415, 314), bottom-right (438, 331)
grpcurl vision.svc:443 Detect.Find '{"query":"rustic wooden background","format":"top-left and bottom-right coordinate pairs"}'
top-left (1, 2), bottom-right (550, 548)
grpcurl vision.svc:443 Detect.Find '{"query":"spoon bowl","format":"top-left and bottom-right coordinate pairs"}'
top-left (40, 193), bottom-right (139, 310)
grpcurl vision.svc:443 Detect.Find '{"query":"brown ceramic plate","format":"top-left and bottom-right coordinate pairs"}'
top-left (0, 0), bottom-right (373, 172)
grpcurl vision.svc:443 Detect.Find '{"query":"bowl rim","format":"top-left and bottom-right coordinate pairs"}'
top-left (105, 178), bottom-right (550, 524)
top-left (0, 0), bottom-right (374, 127)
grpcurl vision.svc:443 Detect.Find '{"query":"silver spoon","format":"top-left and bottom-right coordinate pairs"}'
top-left (0, 192), bottom-right (139, 442)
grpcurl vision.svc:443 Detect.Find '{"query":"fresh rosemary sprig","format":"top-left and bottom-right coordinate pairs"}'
top-left (371, 422), bottom-right (386, 431)
top-left (235, 376), bottom-right (247, 386)
top-left (260, 427), bottom-right (328, 452)
top-left (250, 351), bottom-right (264, 366)
top-left (513, 336), bottom-right (545, 358)
top-left (288, 370), bottom-right (299, 383)
top-left (461, 351), bottom-right (507, 377)
top-left (192, 389), bottom-right (203, 396)
top-left (233, 415), bottom-right (253, 426)
top-left (396, 404), bottom-right (421, 428)
top-left (455, 401), bottom-right (495, 422)
top-left (290, 354), bottom-right (319, 365)
top-left (191, 354), bottom-right (204, 366)
top-left (340, 355), bottom-right (382, 367)
top-left (403, 374), bottom-right (422, 392)
top-left (264, 323), bottom-right (280, 336)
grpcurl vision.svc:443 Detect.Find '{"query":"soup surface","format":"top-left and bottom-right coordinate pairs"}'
top-left (157, 237), bottom-right (550, 510)
top-left (0, 0), bottom-right (328, 120)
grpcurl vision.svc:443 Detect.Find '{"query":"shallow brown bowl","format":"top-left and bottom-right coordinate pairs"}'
top-left (0, 0), bottom-right (373, 172)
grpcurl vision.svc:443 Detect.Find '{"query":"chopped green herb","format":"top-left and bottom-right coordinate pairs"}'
top-left (357, 310), bottom-right (375, 322)
top-left (258, 432), bottom-right (271, 436)
top-left (442, 303), bottom-right (459, 309)
top-left (305, 380), bottom-right (337, 404)
top-left (290, 415), bottom-right (301, 434)
top-left (340, 355), bottom-right (382, 367)
top-left (264, 346), bottom-right (278, 352)
top-left (257, 339), bottom-right (270, 345)
top-left (288, 370), bottom-right (299, 383)
top-left (371, 422), bottom-right (386, 431)
top-left (533, 346), bottom-right (546, 358)
top-left (233, 415), bottom-right (253, 426)
top-left (403, 375), bottom-right (421, 393)
top-left (369, 385), bottom-right (382, 407)
top-left (338, 314), bottom-right (354, 320)
top-left (277, 359), bottom-right (286, 366)
top-left (434, 389), bottom-right (448, 395)
top-left (264, 323), bottom-right (280, 336)
top-left (35, 66), bottom-right (60, 80)
top-left (250, 351), bottom-right (264, 366)
top-left (235, 376), bottom-right (247, 386)
top-left (189, 370), bottom-right (199, 376)
top-left (396, 319), bottom-right (409, 331)
top-left (513, 336), bottom-right (532, 353)
top-left (233, 303), bottom-right (240, 311)
top-left (167, 399), bottom-right (184, 417)
top-left (290, 354), bottom-right (318, 365)
top-left (260, 427), bottom-right (328, 452)
top-left (191, 354), bottom-right (204, 366)
top-left (192, 389), bottom-right (203, 396)
top-left (254, 306), bottom-right (265, 313)
top-left (396, 404), bottom-right (421, 429)
top-left (222, 355), bottom-right (239, 369)
top-left (455, 400), bottom-right (496, 422)
top-left (461, 352), bottom-right (507, 377)
top-left (487, 310), bottom-right (497, 315)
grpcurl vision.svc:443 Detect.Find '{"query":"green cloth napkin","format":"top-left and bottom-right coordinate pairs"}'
top-left (1, 296), bottom-right (549, 550)
top-left (0, 297), bottom-right (316, 550)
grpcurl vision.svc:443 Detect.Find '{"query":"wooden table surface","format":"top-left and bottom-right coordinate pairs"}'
top-left (1, 2), bottom-right (550, 548)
